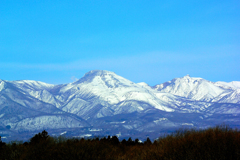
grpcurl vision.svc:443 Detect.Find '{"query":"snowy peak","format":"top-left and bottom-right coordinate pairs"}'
top-left (180, 74), bottom-right (203, 82)
top-left (57, 70), bottom-right (180, 114)
top-left (1, 70), bottom-right (240, 142)
top-left (154, 75), bottom-right (226, 101)
top-left (137, 82), bottom-right (150, 87)
top-left (137, 82), bottom-right (152, 90)
top-left (153, 75), bottom-right (240, 103)
top-left (0, 80), bottom-right (6, 91)
top-left (183, 74), bottom-right (190, 78)
top-left (83, 70), bottom-right (115, 77)
top-left (215, 81), bottom-right (240, 90)
top-left (12, 80), bottom-right (55, 90)
top-left (153, 75), bottom-right (203, 90)
top-left (73, 70), bottom-right (134, 89)
top-left (80, 70), bottom-right (118, 82)
top-left (230, 81), bottom-right (240, 89)
top-left (214, 88), bottom-right (240, 104)
top-left (154, 75), bottom-right (197, 90)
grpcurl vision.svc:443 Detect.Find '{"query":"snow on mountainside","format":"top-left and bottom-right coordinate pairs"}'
top-left (11, 80), bottom-right (62, 107)
top-left (12, 115), bottom-right (89, 131)
top-left (57, 70), bottom-right (179, 118)
top-left (0, 80), bottom-right (89, 134)
top-left (12, 80), bottom-right (55, 90)
top-left (215, 81), bottom-right (240, 90)
top-left (0, 70), bottom-right (239, 142)
top-left (153, 75), bottom-right (239, 104)
top-left (213, 89), bottom-right (240, 104)
top-left (153, 75), bottom-right (223, 101)
top-left (0, 80), bottom-right (6, 92)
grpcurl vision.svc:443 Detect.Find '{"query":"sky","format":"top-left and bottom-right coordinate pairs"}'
top-left (0, 0), bottom-right (239, 86)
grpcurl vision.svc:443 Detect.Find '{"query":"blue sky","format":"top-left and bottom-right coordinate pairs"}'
top-left (0, 0), bottom-right (239, 85)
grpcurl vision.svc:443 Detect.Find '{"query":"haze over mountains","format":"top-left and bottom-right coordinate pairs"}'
top-left (0, 70), bottom-right (239, 141)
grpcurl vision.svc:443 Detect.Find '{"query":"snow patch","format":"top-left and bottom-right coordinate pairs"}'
top-left (110, 121), bottom-right (126, 124)
top-left (0, 113), bottom-right (5, 118)
top-left (154, 118), bottom-right (168, 123)
top-left (60, 131), bottom-right (67, 135)
top-left (89, 128), bottom-right (102, 131)
top-left (182, 123), bottom-right (194, 126)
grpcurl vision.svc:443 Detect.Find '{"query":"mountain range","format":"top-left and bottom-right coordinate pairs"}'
top-left (0, 70), bottom-right (239, 141)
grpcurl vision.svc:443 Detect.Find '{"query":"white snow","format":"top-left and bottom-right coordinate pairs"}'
top-left (89, 128), bottom-right (102, 131)
top-left (13, 115), bottom-right (87, 131)
top-left (154, 118), bottom-right (168, 123)
top-left (60, 131), bottom-right (67, 135)
top-left (1, 70), bottom-right (240, 135)
top-left (0, 81), bottom-right (6, 92)
top-left (116, 132), bottom-right (121, 137)
top-left (154, 75), bottom-right (226, 101)
top-left (110, 121), bottom-right (126, 124)
top-left (182, 123), bottom-right (194, 126)
top-left (0, 113), bottom-right (5, 118)
top-left (78, 134), bottom-right (92, 137)
top-left (215, 81), bottom-right (240, 90)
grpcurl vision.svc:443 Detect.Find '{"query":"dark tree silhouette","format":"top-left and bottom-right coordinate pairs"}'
top-left (121, 139), bottom-right (127, 145)
top-left (30, 130), bottom-right (49, 144)
top-left (127, 137), bottom-right (134, 146)
top-left (110, 136), bottom-right (119, 145)
top-left (144, 137), bottom-right (152, 145)
top-left (134, 138), bottom-right (140, 144)
top-left (0, 136), bottom-right (6, 147)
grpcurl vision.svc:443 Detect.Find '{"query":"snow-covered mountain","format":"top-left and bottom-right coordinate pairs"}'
top-left (215, 81), bottom-right (240, 90)
top-left (153, 75), bottom-right (239, 104)
top-left (0, 70), bottom-right (239, 142)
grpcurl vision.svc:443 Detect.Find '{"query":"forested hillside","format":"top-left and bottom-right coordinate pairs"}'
top-left (0, 125), bottom-right (239, 160)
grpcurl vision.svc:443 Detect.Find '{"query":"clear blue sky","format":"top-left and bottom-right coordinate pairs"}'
top-left (0, 0), bottom-right (239, 85)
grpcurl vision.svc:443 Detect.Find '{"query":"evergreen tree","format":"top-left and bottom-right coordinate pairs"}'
top-left (144, 137), bottom-right (152, 145)
top-left (110, 136), bottom-right (119, 145)
top-left (30, 130), bottom-right (49, 144)
top-left (0, 136), bottom-right (6, 147)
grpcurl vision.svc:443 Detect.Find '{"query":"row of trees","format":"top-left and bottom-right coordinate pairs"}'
top-left (0, 125), bottom-right (239, 159)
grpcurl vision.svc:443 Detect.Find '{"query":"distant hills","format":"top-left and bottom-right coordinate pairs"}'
top-left (0, 70), bottom-right (239, 141)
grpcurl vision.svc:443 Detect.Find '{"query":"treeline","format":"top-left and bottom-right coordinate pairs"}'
top-left (0, 125), bottom-right (239, 160)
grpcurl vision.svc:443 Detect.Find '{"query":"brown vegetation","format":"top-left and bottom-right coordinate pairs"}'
top-left (0, 125), bottom-right (239, 160)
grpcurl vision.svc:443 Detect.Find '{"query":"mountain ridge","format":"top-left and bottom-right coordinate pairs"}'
top-left (0, 70), bottom-right (239, 142)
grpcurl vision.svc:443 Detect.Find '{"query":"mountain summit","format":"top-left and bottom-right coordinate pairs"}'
top-left (83, 70), bottom-right (115, 77)
top-left (78, 70), bottom-right (116, 82)
top-left (73, 70), bottom-right (133, 88)
top-left (0, 70), bottom-right (239, 142)
top-left (153, 75), bottom-right (231, 102)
